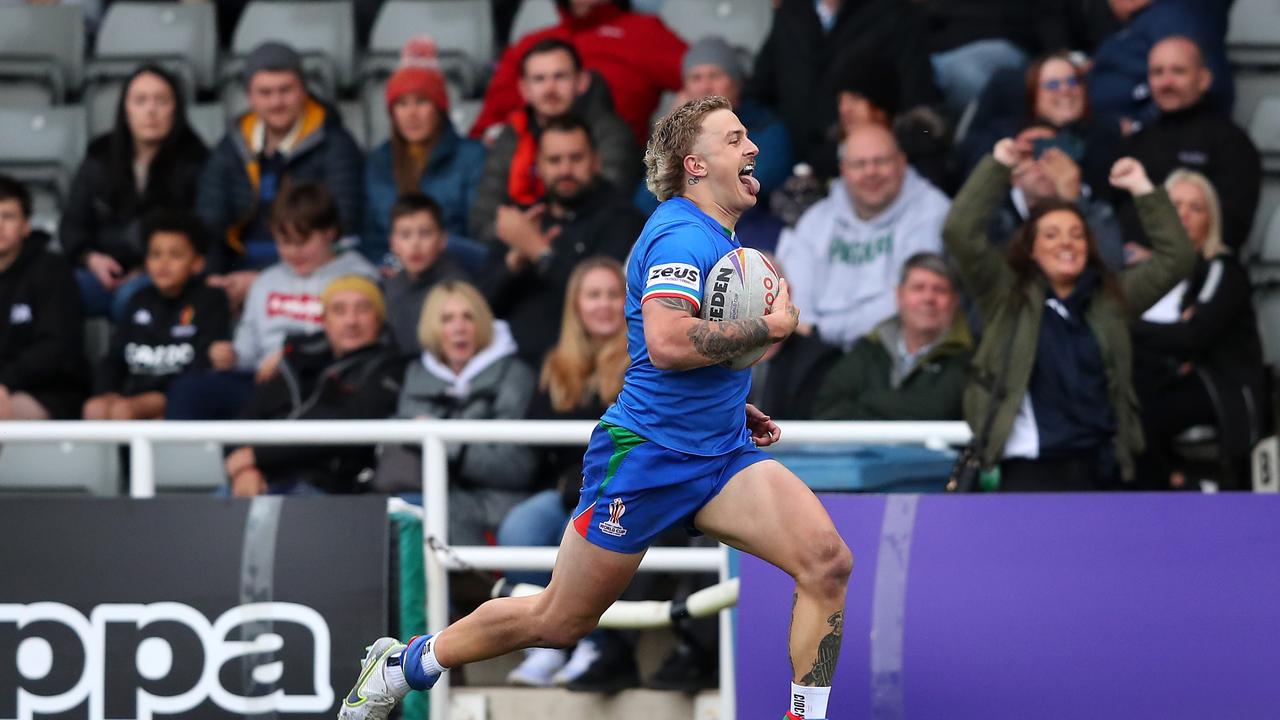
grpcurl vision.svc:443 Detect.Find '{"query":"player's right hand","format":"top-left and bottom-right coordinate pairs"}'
top-left (764, 278), bottom-right (799, 343)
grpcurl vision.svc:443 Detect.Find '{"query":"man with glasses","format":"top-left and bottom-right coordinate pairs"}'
top-left (776, 124), bottom-right (951, 350)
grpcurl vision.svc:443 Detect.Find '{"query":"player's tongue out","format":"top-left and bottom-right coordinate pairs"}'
top-left (739, 162), bottom-right (760, 196)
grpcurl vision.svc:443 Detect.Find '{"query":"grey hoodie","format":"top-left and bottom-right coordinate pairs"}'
top-left (233, 251), bottom-right (377, 370)
top-left (777, 167), bottom-right (952, 350)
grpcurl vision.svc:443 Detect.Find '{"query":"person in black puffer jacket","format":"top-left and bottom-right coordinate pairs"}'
top-left (223, 276), bottom-right (406, 496)
top-left (61, 64), bottom-right (208, 321)
top-left (1132, 169), bottom-right (1266, 490)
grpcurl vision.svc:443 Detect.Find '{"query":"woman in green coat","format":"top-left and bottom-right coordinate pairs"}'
top-left (943, 138), bottom-right (1196, 490)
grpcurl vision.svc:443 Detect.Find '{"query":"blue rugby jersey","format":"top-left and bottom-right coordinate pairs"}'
top-left (602, 198), bottom-right (751, 456)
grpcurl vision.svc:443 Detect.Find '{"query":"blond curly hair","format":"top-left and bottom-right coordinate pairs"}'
top-left (644, 95), bottom-right (733, 202)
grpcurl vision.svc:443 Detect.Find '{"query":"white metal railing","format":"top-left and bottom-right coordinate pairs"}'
top-left (0, 419), bottom-right (971, 719)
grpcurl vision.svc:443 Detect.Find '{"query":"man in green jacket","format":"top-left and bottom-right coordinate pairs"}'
top-left (815, 252), bottom-right (972, 420)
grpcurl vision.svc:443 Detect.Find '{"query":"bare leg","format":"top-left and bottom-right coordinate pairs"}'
top-left (433, 526), bottom-right (644, 668)
top-left (83, 394), bottom-right (118, 420)
top-left (110, 392), bottom-right (166, 420)
top-left (8, 393), bottom-right (51, 420)
top-left (694, 459), bottom-right (851, 685)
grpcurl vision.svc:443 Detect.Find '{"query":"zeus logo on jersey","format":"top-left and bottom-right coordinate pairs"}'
top-left (642, 263), bottom-right (702, 310)
top-left (646, 263), bottom-right (700, 287)
top-left (0, 601), bottom-right (333, 720)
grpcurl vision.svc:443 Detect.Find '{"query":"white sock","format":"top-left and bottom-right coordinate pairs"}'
top-left (418, 635), bottom-right (446, 676)
top-left (790, 682), bottom-right (831, 718)
top-left (385, 650), bottom-right (411, 696)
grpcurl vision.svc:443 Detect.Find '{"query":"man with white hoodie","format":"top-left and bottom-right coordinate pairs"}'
top-left (777, 124), bottom-right (951, 350)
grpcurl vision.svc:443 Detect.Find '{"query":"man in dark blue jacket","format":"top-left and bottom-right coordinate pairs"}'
top-left (195, 41), bottom-right (365, 307)
top-left (1087, 0), bottom-right (1233, 127)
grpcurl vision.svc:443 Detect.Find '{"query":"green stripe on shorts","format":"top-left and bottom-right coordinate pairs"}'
top-left (599, 422), bottom-right (647, 497)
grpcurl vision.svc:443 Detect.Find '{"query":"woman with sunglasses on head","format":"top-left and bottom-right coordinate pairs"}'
top-left (1020, 52), bottom-right (1123, 198)
top-left (962, 52), bottom-right (1123, 199)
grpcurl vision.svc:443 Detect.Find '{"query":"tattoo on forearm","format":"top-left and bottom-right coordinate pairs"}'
top-left (800, 610), bottom-right (844, 687)
top-left (655, 296), bottom-right (695, 313)
top-left (687, 317), bottom-right (769, 362)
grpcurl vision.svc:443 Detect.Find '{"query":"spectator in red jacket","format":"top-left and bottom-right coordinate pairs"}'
top-left (470, 0), bottom-right (686, 146)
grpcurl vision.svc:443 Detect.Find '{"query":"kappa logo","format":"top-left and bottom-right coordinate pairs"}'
top-left (0, 601), bottom-right (333, 720)
top-left (8, 304), bottom-right (31, 324)
top-left (598, 498), bottom-right (628, 537)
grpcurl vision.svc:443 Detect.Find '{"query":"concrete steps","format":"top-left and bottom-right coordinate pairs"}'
top-left (451, 687), bottom-right (721, 719)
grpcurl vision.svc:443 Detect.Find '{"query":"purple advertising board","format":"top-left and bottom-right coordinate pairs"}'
top-left (737, 493), bottom-right (1280, 719)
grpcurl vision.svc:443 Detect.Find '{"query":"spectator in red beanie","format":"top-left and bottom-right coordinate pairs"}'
top-left (470, 0), bottom-right (686, 146)
top-left (363, 38), bottom-right (486, 269)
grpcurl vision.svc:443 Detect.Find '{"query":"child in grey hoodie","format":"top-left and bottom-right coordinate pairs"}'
top-left (167, 182), bottom-right (376, 419)
top-left (210, 182), bottom-right (377, 381)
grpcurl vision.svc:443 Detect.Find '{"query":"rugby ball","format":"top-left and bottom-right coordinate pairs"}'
top-left (699, 248), bottom-right (780, 370)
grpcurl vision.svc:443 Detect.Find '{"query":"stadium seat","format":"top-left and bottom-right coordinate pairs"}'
top-left (364, 0), bottom-right (494, 97)
top-left (658, 0), bottom-right (774, 55)
top-left (89, 2), bottom-right (217, 97)
top-left (0, 81), bottom-right (56, 109)
top-left (1247, 177), bottom-right (1280, 263)
top-left (450, 99), bottom-right (484, 141)
top-left (187, 103), bottom-right (227, 149)
top-left (0, 107), bottom-right (88, 207)
top-left (339, 100), bottom-right (369, 149)
top-left (1228, 0), bottom-right (1280, 66)
top-left (85, 80), bottom-right (122, 140)
top-left (1254, 288), bottom-right (1280, 366)
top-left (510, 0), bottom-right (559, 43)
top-left (0, 443), bottom-right (119, 495)
top-left (225, 1), bottom-right (356, 99)
top-left (153, 443), bottom-right (229, 492)
top-left (1232, 72), bottom-right (1280, 131)
top-left (0, 5), bottom-right (86, 102)
top-left (1248, 97), bottom-right (1280, 171)
top-left (362, 78), bottom-right (391, 149)
top-left (28, 186), bottom-right (61, 240)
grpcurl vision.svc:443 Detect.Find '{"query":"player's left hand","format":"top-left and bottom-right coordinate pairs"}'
top-left (746, 403), bottom-right (780, 447)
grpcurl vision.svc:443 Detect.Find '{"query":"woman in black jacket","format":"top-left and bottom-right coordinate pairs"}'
top-left (1132, 170), bottom-right (1266, 489)
top-left (61, 64), bottom-right (208, 321)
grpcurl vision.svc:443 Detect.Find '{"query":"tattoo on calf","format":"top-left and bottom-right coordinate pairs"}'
top-left (687, 317), bottom-right (769, 362)
top-left (800, 610), bottom-right (844, 687)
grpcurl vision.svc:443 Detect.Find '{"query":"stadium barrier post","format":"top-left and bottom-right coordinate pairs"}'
top-left (720, 544), bottom-right (735, 719)
top-left (423, 431), bottom-right (451, 720)
top-left (129, 435), bottom-right (155, 498)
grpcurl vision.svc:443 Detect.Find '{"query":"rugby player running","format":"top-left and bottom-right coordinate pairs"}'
top-left (339, 96), bottom-right (851, 720)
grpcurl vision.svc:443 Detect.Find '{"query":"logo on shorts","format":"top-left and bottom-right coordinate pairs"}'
top-left (598, 498), bottom-right (628, 537)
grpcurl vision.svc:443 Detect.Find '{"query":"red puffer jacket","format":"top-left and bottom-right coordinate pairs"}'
top-left (470, 2), bottom-right (686, 145)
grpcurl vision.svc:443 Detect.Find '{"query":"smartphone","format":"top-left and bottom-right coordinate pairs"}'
top-left (1032, 135), bottom-right (1086, 163)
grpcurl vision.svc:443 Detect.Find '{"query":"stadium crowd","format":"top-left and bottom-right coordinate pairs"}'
top-left (0, 0), bottom-right (1270, 691)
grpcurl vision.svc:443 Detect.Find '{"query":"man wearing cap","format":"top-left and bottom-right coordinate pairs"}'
top-left (813, 252), bottom-right (972, 421)
top-left (634, 36), bottom-right (792, 216)
top-left (223, 275), bottom-right (406, 497)
top-left (196, 41), bottom-right (365, 308)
